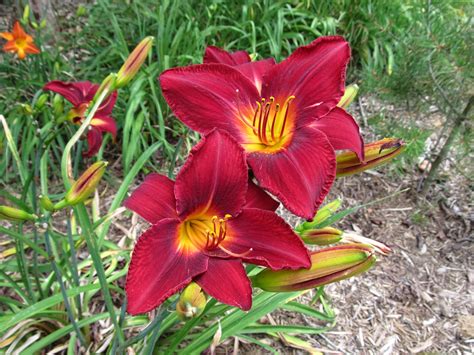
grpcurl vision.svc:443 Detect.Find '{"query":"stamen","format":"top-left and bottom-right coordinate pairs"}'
top-left (218, 245), bottom-right (253, 258)
top-left (279, 96), bottom-right (295, 139)
top-left (260, 101), bottom-right (272, 144)
top-left (270, 103), bottom-right (280, 142)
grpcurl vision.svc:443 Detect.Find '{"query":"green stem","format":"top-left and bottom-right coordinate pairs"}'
top-left (74, 204), bottom-right (125, 343)
top-left (60, 89), bottom-right (110, 187)
top-left (44, 228), bottom-right (88, 347)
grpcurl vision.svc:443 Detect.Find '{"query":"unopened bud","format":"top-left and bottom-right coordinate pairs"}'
top-left (76, 4), bottom-right (87, 17)
top-left (253, 244), bottom-right (376, 292)
top-left (60, 161), bottom-right (107, 207)
top-left (39, 195), bottom-right (55, 212)
top-left (300, 227), bottom-right (343, 245)
top-left (337, 84), bottom-right (359, 109)
top-left (296, 199), bottom-right (342, 232)
top-left (176, 283), bottom-right (207, 321)
top-left (115, 36), bottom-right (154, 88)
top-left (21, 104), bottom-right (33, 115)
top-left (35, 93), bottom-right (48, 110)
top-left (22, 5), bottom-right (30, 23)
top-left (336, 138), bottom-right (405, 177)
top-left (0, 206), bottom-right (37, 222)
top-left (53, 94), bottom-right (64, 117)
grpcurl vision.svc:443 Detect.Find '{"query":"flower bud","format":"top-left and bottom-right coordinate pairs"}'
top-left (176, 282), bottom-right (207, 321)
top-left (300, 226), bottom-right (343, 245)
top-left (336, 138), bottom-right (405, 177)
top-left (22, 5), bottom-right (30, 22)
top-left (21, 104), bottom-right (33, 115)
top-left (53, 94), bottom-right (64, 117)
top-left (39, 195), bottom-right (55, 212)
top-left (253, 244), bottom-right (376, 292)
top-left (115, 36), bottom-right (154, 89)
top-left (0, 206), bottom-right (37, 222)
top-left (296, 199), bottom-right (342, 232)
top-left (35, 93), bottom-right (49, 110)
top-left (337, 84), bottom-right (359, 109)
top-left (61, 161), bottom-right (107, 207)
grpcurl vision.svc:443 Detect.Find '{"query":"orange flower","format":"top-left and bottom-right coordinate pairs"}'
top-left (1, 21), bottom-right (40, 60)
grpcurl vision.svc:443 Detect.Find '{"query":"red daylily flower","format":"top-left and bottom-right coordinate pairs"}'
top-left (1, 21), bottom-right (40, 60)
top-left (161, 36), bottom-right (364, 219)
top-left (43, 81), bottom-right (118, 157)
top-left (124, 129), bottom-right (310, 314)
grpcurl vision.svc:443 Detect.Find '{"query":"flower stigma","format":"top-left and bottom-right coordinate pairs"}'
top-left (181, 213), bottom-right (252, 257)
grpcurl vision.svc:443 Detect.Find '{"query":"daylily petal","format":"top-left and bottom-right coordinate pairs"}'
top-left (204, 46), bottom-right (251, 65)
top-left (124, 173), bottom-right (177, 224)
top-left (0, 32), bottom-right (14, 41)
top-left (235, 58), bottom-right (276, 94)
top-left (3, 41), bottom-right (16, 52)
top-left (17, 48), bottom-right (26, 60)
top-left (126, 219), bottom-right (209, 315)
top-left (160, 64), bottom-right (260, 139)
top-left (91, 115), bottom-right (117, 137)
top-left (247, 125), bottom-right (336, 219)
top-left (196, 258), bottom-right (251, 310)
top-left (25, 42), bottom-right (40, 54)
top-left (313, 107), bottom-right (364, 160)
top-left (43, 81), bottom-right (88, 106)
top-left (12, 21), bottom-right (26, 38)
top-left (219, 208), bottom-right (311, 270)
top-left (261, 36), bottom-right (350, 126)
top-left (243, 179), bottom-right (279, 211)
top-left (97, 90), bottom-right (118, 116)
top-left (83, 127), bottom-right (103, 157)
top-left (175, 129), bottom-right (248, 219)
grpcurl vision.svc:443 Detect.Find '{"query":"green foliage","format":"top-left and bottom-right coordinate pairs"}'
top-left (367, 112), bottom-right (431, 174)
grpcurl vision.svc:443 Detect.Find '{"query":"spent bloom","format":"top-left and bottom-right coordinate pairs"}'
top-left (160, 36), bottom-right (364, 219)
top-left (43, 81), bottom-right (118, 157)
top-left (1, 21), bottom-right (40, 60)
top-left (124, 129), bottom-right (310, 314)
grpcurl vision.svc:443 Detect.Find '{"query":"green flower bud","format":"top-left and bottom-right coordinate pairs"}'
top-left (59, 161), bottom-right (107, 207)
top-left (0, 206), bottom-right (37, 222)
top-left (39, 195), bottom-right (55, 212)
top-left (253, 244), bottom-right (376, 292)
top-left (53, 94), bottom-right (64, 117)
top-left (336, 138), bottom-right (405, 177)
top-left (35, 93), bottom-right (49, 110)
top-left (176, 283), bottom-right (207, 321)
top-left (337, 84), bottom-right (359, 109)
top-left (300, 227), bottom-right (343, 245)
top-left (296, 199), bottom-right (342, 232)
